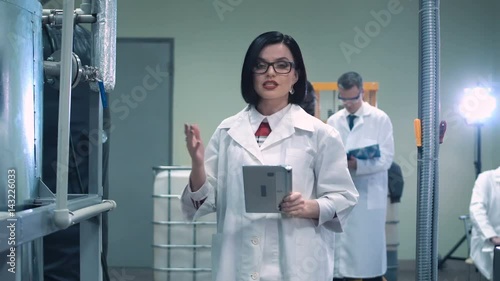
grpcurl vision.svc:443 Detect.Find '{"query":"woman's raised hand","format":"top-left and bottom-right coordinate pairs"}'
top-left (184, 124), bottom-right (205, 165)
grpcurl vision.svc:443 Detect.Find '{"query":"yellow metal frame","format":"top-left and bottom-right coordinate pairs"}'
top-left (311, 82), bottom-right (379, 120)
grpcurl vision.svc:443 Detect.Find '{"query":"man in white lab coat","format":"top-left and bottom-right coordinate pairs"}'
top-left (469, 166), bottom-right (500, 280)
top-left (327, 72), bottom-right (394, 281)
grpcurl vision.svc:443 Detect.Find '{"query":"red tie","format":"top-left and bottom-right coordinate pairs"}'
top-left (255, 121), bottom-right (271, 137)
top-left (255, 121), bottom-right (271, 146)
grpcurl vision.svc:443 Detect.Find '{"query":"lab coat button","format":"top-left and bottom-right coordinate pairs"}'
top-left (250, 272), bottom-right (259, 280)
top-left (251, 236), bottom-right (259, 245)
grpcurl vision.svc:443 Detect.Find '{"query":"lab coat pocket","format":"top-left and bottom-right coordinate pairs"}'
top-left (285, 149), bottom-right (314, 168)
top-left (285, 149), bottom-right (314, 195)
top-left (366, 178), bottom-right (387, 210)
top-left (294, 234), bottom-right (328, 279)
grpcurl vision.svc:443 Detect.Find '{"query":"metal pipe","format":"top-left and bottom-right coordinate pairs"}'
top-left (70, 200), bottom-right (116, 225)
top-left (416, 0), bottom-right (441, 280)
top-left (44, 52), bottom-right (84, 88)
top-left (43, 60), bottom-right (61, 77)
top-left (42, 13), bottom-right (96, 25)
top-left (54, 0), bottom-right (75, 229)
top-left (42, 9), bottom-right (53, 16)
top-left (75, 14), bottom-right (96, 23)
top-left (90, 0), bottom-right (117, 93)
top-left (0, 195), bottom-right (104, 252)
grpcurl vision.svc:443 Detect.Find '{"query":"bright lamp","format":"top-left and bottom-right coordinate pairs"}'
top-left (458, 87), bottom-right (497, 125)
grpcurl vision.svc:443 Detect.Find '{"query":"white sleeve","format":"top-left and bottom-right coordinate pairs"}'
top-left (314, 126), bottom-right (359, 232)
top-left (180, 130), bottom-right (220, 221)
top-left (469, 172), bottom-right (497, 240)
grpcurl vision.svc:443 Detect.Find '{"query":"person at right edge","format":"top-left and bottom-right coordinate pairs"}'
top-left (469, 166), bottom-right (500, 280)
top-left (327, 71), bottom-right (395, 281)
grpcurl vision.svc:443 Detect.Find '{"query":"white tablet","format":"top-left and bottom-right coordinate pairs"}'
top-left (242, 165), bottom-right (292, 213)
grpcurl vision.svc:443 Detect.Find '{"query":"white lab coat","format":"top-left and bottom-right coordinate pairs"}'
top-left (469, 167), bottom-right (500, 280)
top-left (327, 102), bottom-right (394, 278)
top-left (181, 104), bottom-right (358, 281)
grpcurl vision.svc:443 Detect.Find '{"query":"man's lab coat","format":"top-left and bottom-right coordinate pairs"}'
top-left (327, 102), bottom-right (394, 278)
top-left (470, 167), bottom-right (500, 280)
top-left (181, 104), bottom-right (358, 281)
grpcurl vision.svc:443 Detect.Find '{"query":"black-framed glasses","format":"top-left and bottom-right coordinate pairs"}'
top-left (253, 60), bottom-right (295, 74)
top-left (338, 92), bottom-right (362, 102)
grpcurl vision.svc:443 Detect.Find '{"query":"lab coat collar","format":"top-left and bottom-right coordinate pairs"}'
top-left (341, 102), bottom-right (373, 131)
top-left (248, 104), bottom-right (292, 133)
top-left (218, 104), bottom-right (315, 161)
top-left (342, 101), bottom-right (373, 118)
top-left (220, 106), bottom-right (263, 162)
top-left (255, 104), bottom-right (315, 149)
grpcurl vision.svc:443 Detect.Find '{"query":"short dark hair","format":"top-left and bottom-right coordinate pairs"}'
top-left (337, 71), bottom-right (363, 91)
top-left (241, 31), bottom-right (307, 106)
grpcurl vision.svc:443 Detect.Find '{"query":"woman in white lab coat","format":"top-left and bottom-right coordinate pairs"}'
top-left (181, 31), bottom-right (359, 281)
top-left (469, 167), bottom-right (500, 280)
top-left (327, 72), bottom-right (395, 280)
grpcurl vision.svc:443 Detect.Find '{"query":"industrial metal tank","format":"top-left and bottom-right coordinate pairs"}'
top-left (0, 0), bottom-right (43, 212)
top-left (0, 0), bottom-right (43, 280)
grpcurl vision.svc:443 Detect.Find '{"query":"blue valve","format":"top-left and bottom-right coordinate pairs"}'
top-left (97, 80), bottom-right (108, 109)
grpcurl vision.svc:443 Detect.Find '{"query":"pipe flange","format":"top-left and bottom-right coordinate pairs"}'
top-left (43, 50), bottom-right (83, 90)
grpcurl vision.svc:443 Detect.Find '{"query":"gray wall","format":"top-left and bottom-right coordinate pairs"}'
top-left (107, 39), bottom-right (173, 267)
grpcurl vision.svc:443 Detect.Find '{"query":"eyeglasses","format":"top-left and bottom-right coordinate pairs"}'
top-left (338, 92), bottom-right (362, 102)
top-left (253, 60), bottom-right (295, 74)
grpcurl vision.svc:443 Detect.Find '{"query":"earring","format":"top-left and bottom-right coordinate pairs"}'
top-left (289, 88), bottom-right (295, 95)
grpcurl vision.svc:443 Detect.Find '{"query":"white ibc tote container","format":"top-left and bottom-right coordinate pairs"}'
top-left (152, 166), bottom-right (216, 281)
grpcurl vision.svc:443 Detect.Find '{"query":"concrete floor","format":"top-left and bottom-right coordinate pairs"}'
top-left (108, 259), bottom-right (487, 281)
